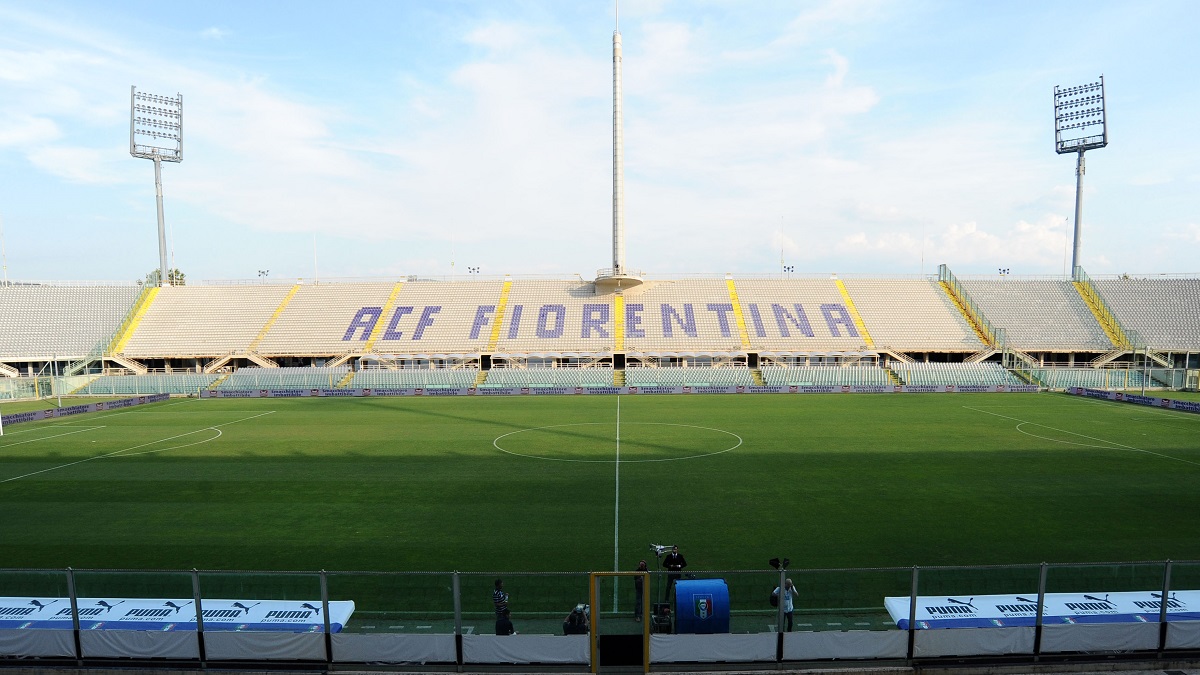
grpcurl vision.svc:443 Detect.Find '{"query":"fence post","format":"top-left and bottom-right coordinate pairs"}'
top-left (192, 568), bottom-right (207, 667)
top-left (776, 566), bottom-right (786, 661)
top-left (453, 571), bottom-right (463, 670)
top-left (65, 567), bottom-right (82, 666)
top-left (1158, 559), bottom-right (1172, 656)
top-left (320, 570), bottom-right (333, 665)
top-left (906, 566), bottom-right (918, 662)
top-left (1034, 562), bottom-right (1047, 660)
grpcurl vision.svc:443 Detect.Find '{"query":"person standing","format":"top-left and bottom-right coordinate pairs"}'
top-left (662, 546), bottom-right (686, 600)
top-left (772, 579), bottom-right (797, 632)
top-left (633, 560), bottom-right (649, 621)
top-left (493, 579), bottom-right (509, 617)
top-left (496, 608), bottom-right (516, 635)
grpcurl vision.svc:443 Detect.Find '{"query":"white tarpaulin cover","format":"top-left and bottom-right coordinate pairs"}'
top-left (913, 626), bottom-right (1034, 656)
top-left (783, 630), bottom-right (907, 660)
top-left (204, 630), bottom-right (327, 660)
top-left (461, 634), bottom-right (588, 664)
top-left (1040, 621), bottom-right (1159, 653)
top-left (0, 597), bottom-right (354, 632)
top-left (331, 633), bottom-right (457, 663)
top-left (1167, 620), bottom-right (1200, 649)
top-left (650, 633), bottom-right (776, 663)
top-left (0, 628), bottom-right (75, 657)
top-left (80, 629), bottom-right (199, 659)
top-left (885, 590), bottom-right (1200, 629)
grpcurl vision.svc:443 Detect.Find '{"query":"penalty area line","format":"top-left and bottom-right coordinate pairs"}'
top-left (0, 411), bottom-right (276, 484)
top-left (964, 406), bottom-right (1200, 467)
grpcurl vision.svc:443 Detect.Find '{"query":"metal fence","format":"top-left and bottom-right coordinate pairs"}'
top-left (2, 560), bottom-right (1198, 668)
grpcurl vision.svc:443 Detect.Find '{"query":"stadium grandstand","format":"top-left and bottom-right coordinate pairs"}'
top-left (2, 270), bottom-right (1198, 398)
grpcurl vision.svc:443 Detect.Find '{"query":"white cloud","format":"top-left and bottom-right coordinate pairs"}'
top-left (0, 114), bottom-right (60, 146)
top-left (26, 145), bottom-right (132, 184)
top-left (200, 27), bottom-right (229, 40)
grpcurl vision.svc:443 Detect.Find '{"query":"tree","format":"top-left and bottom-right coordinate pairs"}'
top-left (140, 268), bottom-right (186, 286)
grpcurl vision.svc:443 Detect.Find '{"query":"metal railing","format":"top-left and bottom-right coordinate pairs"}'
top-left (0, 560), bottom-right (1196, 667)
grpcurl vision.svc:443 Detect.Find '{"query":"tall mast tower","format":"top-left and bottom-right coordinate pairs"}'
top-left (596, 3), bottom-right (642, 292)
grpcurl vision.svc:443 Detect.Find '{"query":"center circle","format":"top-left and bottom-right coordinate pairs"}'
top-left (493, 422), bottom-right (742, 463)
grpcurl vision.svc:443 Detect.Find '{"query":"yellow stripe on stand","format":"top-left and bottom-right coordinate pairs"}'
top-left (362, 282), bottom-right (404, 352)
top-left (248, 284), bottom-right (301, 351)
top-left (834, 279), bottom-right (876, 349)
top-left (613, 294), bottom-right (626, 351)
top-left (110, 286), bottom-right (161, 354)
top-left (486, 280), bottom-right (514, 352)
top-left (724, 279), bottom-right (751, 349)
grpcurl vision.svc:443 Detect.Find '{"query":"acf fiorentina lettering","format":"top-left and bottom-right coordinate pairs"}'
top-left (342, 302), bottom-right (860, 341)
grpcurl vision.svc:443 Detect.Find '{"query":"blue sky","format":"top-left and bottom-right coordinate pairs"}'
top-left (0, 0), bottom-right (1197, 283)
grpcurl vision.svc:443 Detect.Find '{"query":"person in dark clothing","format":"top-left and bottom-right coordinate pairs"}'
top-left (662, 546), bottom-right (686, 600)
top-left (493, 578), bottom-right (509, 617)
top-left (634, 559), bottom-right (649, 621)
top-left (563, 604), bottom-right (590, 635)
top-left (496, 608), bottom-right (515, 635)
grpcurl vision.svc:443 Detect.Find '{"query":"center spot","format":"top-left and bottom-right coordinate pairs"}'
top-left (493, 422), bottom-right (742, 463)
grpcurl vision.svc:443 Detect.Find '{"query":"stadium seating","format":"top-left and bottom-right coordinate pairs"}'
top-left (79, 373), bottom-right (220, 395)
top-left (1092, 277), bottom-right (1200, 352)
top-left (760, 365), bottom-right (892, 386)
top-left (493, 279), bottom-right (614, 354)
top-left (216, 366), bottom-right (349, 390)
top-left (625, 366), bottom-right (754, 387)
top-left (956, 279), bottom-right (1113, 351)
top-left (256, 282), bottom-right (396, 356)
top-left (0, 284), bottom-right (140, 361)
top-left (483, 366), bottom-right (615, 388)
top-left (842, 278), bottom-right (983, 351)
top-left (621, 279), bottom-right (743, 353)
top-left (732, 279), bottom-right (871, 352)
top-left (890, 362), bottom-right (1024, 386)
top-left (350, 368), bottom-right (479, 389)
top-left (1033, 367), bottom-right (1152, 390)
top-left (123, 285), bottom-right (295, 357)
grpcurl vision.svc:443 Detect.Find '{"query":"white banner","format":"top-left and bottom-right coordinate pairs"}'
top-left (1068, 387), bottom-right (1200, 414)
top-left (0, 597), bottom-right (353, 632)
top-left (197, 385), bottom-right (1038, 399)
top-left (885, 590), bottom-right (1200, 629)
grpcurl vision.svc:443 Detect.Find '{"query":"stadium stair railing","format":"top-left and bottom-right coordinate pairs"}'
top-left (105, 284), bottom-right (160, 358)
top-left (207, 373), bottom-right (231, 390)
top-left (0, 362), bottom-right (19, 378)
top-left (750, 368), bottom-right (765, 386)
top-left (937, 264), bottom-right (998, 349)
top-left (885, 366), bottom-right (904, 385)
top-left (335, 371), bottom-right (356, 389)
top-left (1072, 266), bottom-right (1133, 351)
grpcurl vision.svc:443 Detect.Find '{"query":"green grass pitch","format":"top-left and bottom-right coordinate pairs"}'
top-left (2, 392), bottom-right (1199, 574)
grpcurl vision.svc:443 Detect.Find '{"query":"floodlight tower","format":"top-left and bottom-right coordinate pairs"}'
top-left (595, 4), bottom-right (641, 292)
top-left (130, 86), bottom-right (183, 287)
top-left (1054, 76), bottom-right (1107, 279)
top-left (612, 21), bottom-right (625, 277)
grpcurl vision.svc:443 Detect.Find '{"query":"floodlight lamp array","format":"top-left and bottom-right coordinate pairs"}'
top-left (1053, 77), bottom-right (1106, 154)
top-left (130, 87), bottom-right (183, 162)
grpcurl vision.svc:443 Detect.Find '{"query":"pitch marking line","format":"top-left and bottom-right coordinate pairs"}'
top-left (964, 406), bottom-right (1200, 467)
top-left (493, 422), bottom-right (743, 463)
top-left (0, 426), bottom-right (104, 447)
top-left (0, 411), bottom-right (276, 484)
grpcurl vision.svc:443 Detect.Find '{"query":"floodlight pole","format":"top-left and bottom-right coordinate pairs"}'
top-left (1071, 150), bottom-right (1084, 277)
top-left (1054, 76), bottom-right (1107, 280)
top-left (130, 86), bottom-right (183, 287)
top-left (154, 156), bottom-right (168, 286)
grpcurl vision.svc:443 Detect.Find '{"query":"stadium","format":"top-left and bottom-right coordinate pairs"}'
top-left (2, 4), bottom-right (1200, 673)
